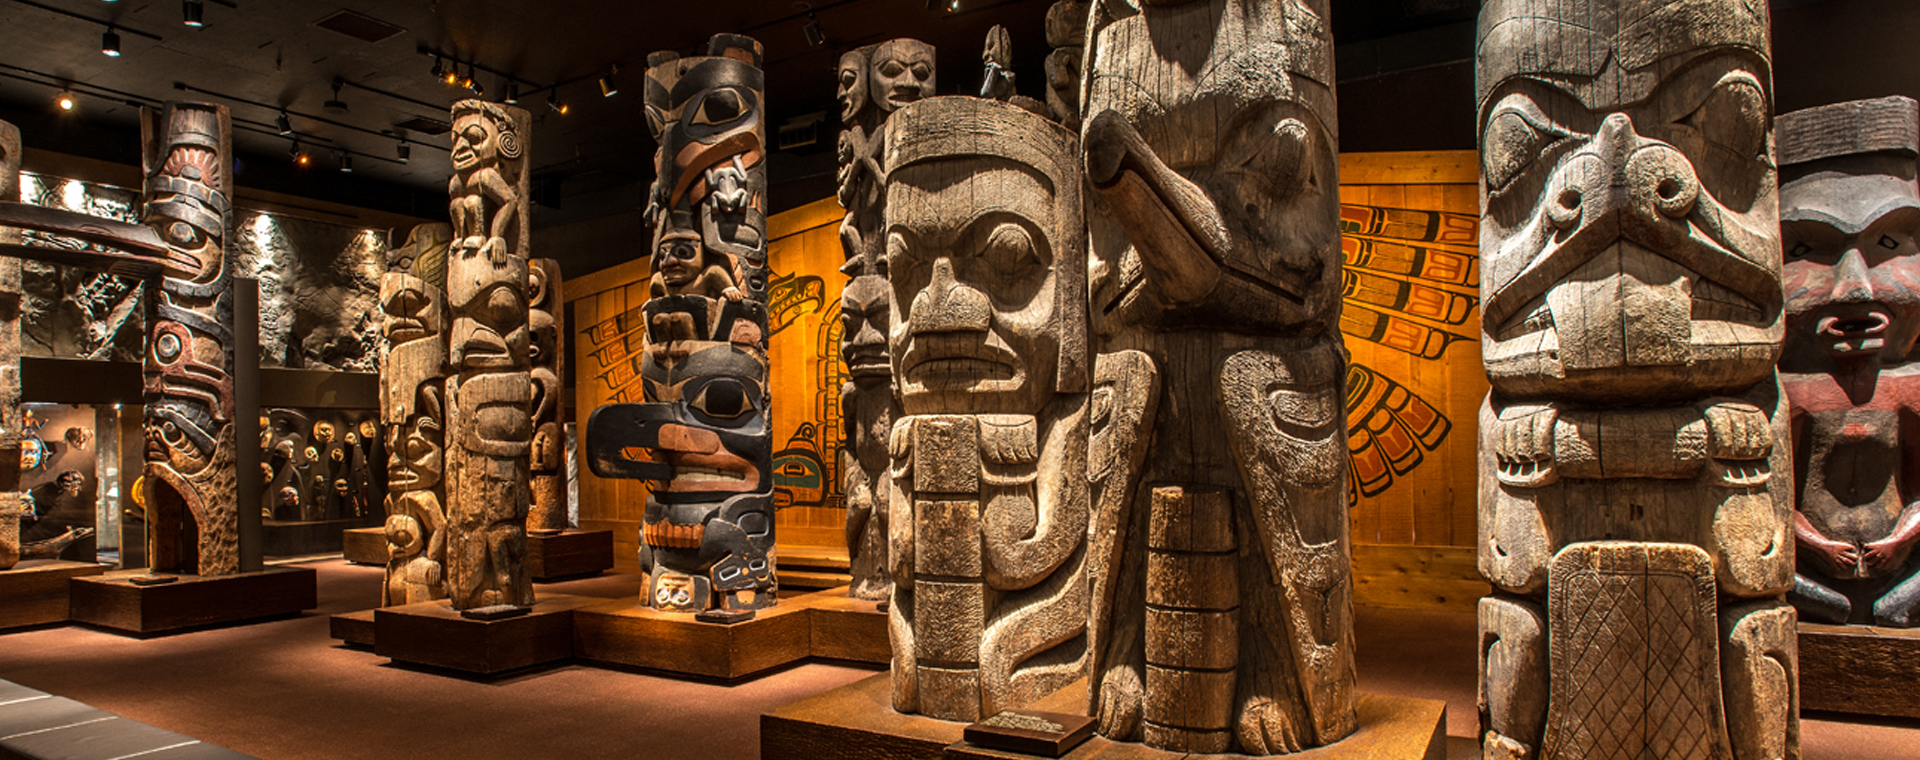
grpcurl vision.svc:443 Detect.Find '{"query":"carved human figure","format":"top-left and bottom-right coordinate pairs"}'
top-left (883, 95), bottom-right (1089, 723)
top-left (1778, 96), bottom-right (1920, 629)
top-left (1042, 1), bottom-right (1089, 130)
top-left (1080, 0), bottom-right (1354, 753)
top-left (141, 102), bottom-right (239, 577)
top-left (586, 34), bottom-right (777, 615)
top-left (1475, 2), bottom-right (1797, 759)
top-left (836, 38), bottom-right (934, 602)
top-left (528, 257), bottom-right (567, 531)
top-left (444, 100), bottom-right (533, 610)
top-left (380, 223), bottom-right (453, 606)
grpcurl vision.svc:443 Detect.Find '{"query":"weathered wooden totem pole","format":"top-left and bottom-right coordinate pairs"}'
top-left (380, 223), bottom-right (452, 606)
top-left (586, 34), bottom-right (777, 615)
top-left (528, 257), bottom-right (567, 532)
top-left (1080, 0), bottom-right (1355, 753)
top-left (837, 37), bottom-right (934, 602)
top-left (1042, 1), bottom-right (1088, 130)
top-left (444, 100), bottom-right (534, 610)
top-left (142, 102), bottom-right (239, 577)
top-left (1778, 96), bottom-right (1920, 629)
top-left (1475, 1), bottom-right (1797, 758)
top-left (884, 94), bottom-right (1089, 723)
top-left (0, 120), bottom-right (20, 571)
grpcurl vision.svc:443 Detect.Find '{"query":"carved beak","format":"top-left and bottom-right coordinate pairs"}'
top-left (1083, 109), bottom-right (1227, 305)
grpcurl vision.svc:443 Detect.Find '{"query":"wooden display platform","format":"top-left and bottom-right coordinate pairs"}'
top-left (573, 593), bottom-right (813, 679)
top-left (1799, 621), bottom-right (1920, 719)
top-left (68, 566), bottom-right (317, 636)
top-left (803, 587), bottom-right (889, 664)
top-left (0, 560), bottom-right (107, 630)
top-left (374, 594), bottom-right (595, 675)
top-left (341, 527), bottom-right (386, 565)
top-left (328, 608), bottom-right (377, 647)
top-left (528, 530), bottom-right (615, 580)
top-left (763, 674), bottom-right (1445, 760)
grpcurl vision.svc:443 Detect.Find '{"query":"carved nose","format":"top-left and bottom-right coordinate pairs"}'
top-left (909, 258), bottom-right (990, 334)
top-left (1832, 248), bottom-right (1875, 303)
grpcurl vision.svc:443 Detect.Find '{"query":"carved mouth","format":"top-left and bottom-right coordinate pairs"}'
top-left (660, 450), bottom-right (758, 494)
top-left (902, 334), bottom-right (1021, 389)
top-left (385, 315), bottom-right (427, 343)
top-left (460, 326), bottom-right (508, 359)
top-left (1818, 305), bottom-right (1891, 355)
top-left (845, 347), bottom-right (889, 378)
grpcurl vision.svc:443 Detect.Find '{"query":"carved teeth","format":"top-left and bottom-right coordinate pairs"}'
top-left (672, 466), bottom-right (747, 483)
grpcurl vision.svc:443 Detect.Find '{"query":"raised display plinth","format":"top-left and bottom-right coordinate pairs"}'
top-left (328, 608), bottom-right (377, 647)
top-left (527, 529), bottom-right (614, 580)
top-left (573, 595), bottom-right (811, 679)
top-left (1799, 621), bottom-right (1920, 719)
top-left (0, 560), bottom-right (108, 630)
top-left (802, 586), bottom-right (888, 664)
top-left (340, 528), bottom-right (386, 565)
top-left (762, 674), bottom-right (1446, 760)
top-left (374, 594), bottom-right (594, 675)
top-left (69, 567), bottom-right (318, 636)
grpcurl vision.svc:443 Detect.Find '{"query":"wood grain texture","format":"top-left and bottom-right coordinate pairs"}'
top-left (68, 567), bottom-right (316, 634)
top-left (1798, 622), bottom-right (1920, 718)
top-left (0, 560), bottom-right (107, 629)
top-left (571, 594), bottom-right (811, 679)
top-left (528, 257), bottom-right (567, 531)
top-left (374, 593), bottom-right (590, 674)
top-left (1352, 545), bottom-right (1487, 612)
top-left (803, 585), bottom-right (891, 663)
top-left (0, 118), bottom-right (19, 543)
top-left (1475, 1), bottom-right (1794, 758)
top-left (526, 529), bottom-right (613, 580)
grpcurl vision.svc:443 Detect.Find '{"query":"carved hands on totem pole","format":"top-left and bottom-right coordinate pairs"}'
top-left (445, 100), bottom-right (533, 611)
top-left (141, 102), bottom-right (238, 577)
top-left (585, 35), bottom-right (777, 615)
top-left (1777, 96), bottom-right (1920, 629)
top-left (1475, 1), bottom-right (1796, 758)
top-left (882, 95), bottom-right (1089, 723)
top-left (1080, 0), bottom-right (1355, 754)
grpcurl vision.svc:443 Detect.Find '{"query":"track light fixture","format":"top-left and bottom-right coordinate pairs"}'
top-left (338, 153), bottom-right (353, 173)
top-left (55, 91), bottom-right (74, 111)
top-left (276, 110), bottom-right (293, 135)
top-left (323, 78), bottom-right (349, 113)
top-left (505, 80), bottom-right (520, 105)
top-left (460, 63), bottom-right (476, 90)
top-left (289, 140), bottom-right (307, 166)
top-left (101, 27), bottom-right (121, 57)
top-left (396, 140), bottom-right (411, 164)
top-left (443, 61), bottom-right (459, 86)
top-left (183, 0), bottom-right (204, 27)
top-left (599, 66), bottom-right (619, 98)
top-left (803, 13), bottom-right (825, 48)
top-left (430, 55), bottom-right (445, 80)
top-left (548, 92), bottom-right (569, 115)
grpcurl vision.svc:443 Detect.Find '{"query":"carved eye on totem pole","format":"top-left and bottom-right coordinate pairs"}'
top-left (147, 401), bottom-right (217, 477)
top-left (643, 44), bottom-right (768, 277)
top-left (869, 39), bottom-right (935, 113)
top-left (380, 275), bottom-right (444, 343)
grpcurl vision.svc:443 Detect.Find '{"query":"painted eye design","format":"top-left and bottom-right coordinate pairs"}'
top-left (690, 380), bottom-right (751, 420)
top-left (692, 90), bottom-right (746, 127)
top-left (1881, 235), bottom-right (1902, 250)
top-left (1787, 242), bottom-right (1815, 261)
top-left (644, 106), bottom-right (667, 141)
top-left (1685, 78), bottom-right (1767, 158)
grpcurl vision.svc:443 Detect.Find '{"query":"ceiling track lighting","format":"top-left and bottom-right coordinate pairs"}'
top-left (183, 0), bottom-right (204, 27)
top-left (803, 13), bottom-right (825, 48)
top-left (338, 153), bottom-right (353, 173)
top-left (505, 80), bottom-right (519, 105)
top-left (101, 27), bottom-right (122, 57)
top-left (396, 140), bottom-right (411, 164)
top-left (275, 110), bottom-right (293, 135)
top-left (55, 91), bottom-right (75, 112)
top-left (599, 66), bottom-right (618, 98)
top-left (547, 92), bottom-right (569, 115)
top-left (430, 55), bottom-right (445, 80)
top-left (323, 78), bottom-right (349, 113)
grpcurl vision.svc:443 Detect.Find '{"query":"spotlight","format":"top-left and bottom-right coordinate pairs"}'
top-left (55, 92), bottom-right (74, 111)
top-left (297, 152), bottom-right (310, 167)
top-left (600, 66), bottom-right (620, 98)
top-left (803, 14), bottom-right (825, 48)
top-left (323, 79), bottom-right (348, 113)
top-left (470, 79), bottom-right (485, 98)
top-left (338, 153), bottom-right (352, 173)
top-left (505, 80), bottom-right (519, 105)
top-left (548, 93), bottom-right (569, 115)
top-left (459, 64), bottom-right (475, 89)
top-left (443, 60), bottom-right (459, 86)
top-left (289, 140), bottom-right (307, 166)
top-left (429, 55), bottom-right (445, 80)
top-left (101, 27), bottom-right (121, 57)
top-left (396, 141), bottom-right (410, 164)
top-left (183, 0), bottom-right (204, 27)
top-left (276, 111), bottom-right (293, 135)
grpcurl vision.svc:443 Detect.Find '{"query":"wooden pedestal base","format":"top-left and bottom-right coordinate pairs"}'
top-left (573, 594), bottom-right (812, 679)
top-left (341, 528), bottom-right (386, 565)
top-left (0, 560), bottom-right (107, 629)
top-left (1799, 621), bottom-right (1920, 719)
top-left (69, 567), bottom-right (317, 635)
top-left (374, 594), bottom-right (595, 675)
top-left (528, 530), bottom-right (615, 580)
top-left (802, 587), bottom-right (889, 664)
top-left (763, 674), bottom-right (1446, 760)
top-left (328, 608), bottom-right (376, 647)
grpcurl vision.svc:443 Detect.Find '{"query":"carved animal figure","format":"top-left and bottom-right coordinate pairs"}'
top-left (1475, 2), bottom-right (1797, 759)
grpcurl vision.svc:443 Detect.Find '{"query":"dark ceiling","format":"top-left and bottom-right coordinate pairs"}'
top-left (0, 0), bottom-right (1908, 245)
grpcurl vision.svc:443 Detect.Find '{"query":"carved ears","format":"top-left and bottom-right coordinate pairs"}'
top-left (495, 124), bottom-right (523, 161)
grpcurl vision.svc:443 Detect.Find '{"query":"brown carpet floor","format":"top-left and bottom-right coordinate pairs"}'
top-left (0, 559), bottom-right (1911, 759)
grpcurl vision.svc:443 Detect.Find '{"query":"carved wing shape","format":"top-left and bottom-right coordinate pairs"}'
top-left (1344, 361), bottom-right (1452, 507)
top-left (1338, 203), bottom-right (1480, 360)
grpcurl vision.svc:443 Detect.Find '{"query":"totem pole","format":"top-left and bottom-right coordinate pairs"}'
top-left (837, 37), bottom-right (934, 602)
top-left (1475, 2), bottom-right (1797, 759)
top-left (1778, 96), bottom-right (1920, 629)
top-left (1042, 1), bottom-right (1089, 130)
top-left (0, 119), bottom-right (20, 571)
top-left (884, 94), bottom-right (1089, 723)
top-left (444, 100), bottom-right (534, 611)
top-left (143, 102), bottom-right (238, 577)
top-left (1080, 0), bottom-right (1355, 753)
top-left (585, 34), bottom-right (777, 616)
top-left (528, 257), bottom-right (566, 532)
top-left (380, 223), bottom-right (452, 606)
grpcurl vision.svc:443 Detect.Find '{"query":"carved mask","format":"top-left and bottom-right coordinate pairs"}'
top-left (840, 274), bottom-right (891, 382)
top-left (381, 273), bottom-right (444, 346)
top-left (590, 343), bottom-right (771, 503)
top-left (838, 50), bottom-right (870, 124)
top-left (870, 39), bottom-right (936, 114)
top-left (1477, 0), bottom-right (1779, 403)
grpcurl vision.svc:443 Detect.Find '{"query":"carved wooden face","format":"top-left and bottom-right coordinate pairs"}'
top-left (644, 54), bottom-right (766, 269)
top-left (1477, 0), bottom-right (1778, 402)
top-left (447, 256), bottom-right (529, 371)
top-left (386, 385), bottom-right (443, 492)
top-left (450, 111), bottom-right (499, 174)
top-left (148, 104), bottom-right (229, 287)
top-left (869, 40), bottom-right (935, 114)
top-left (838, 50), bottom-right (869, 123)
top-left (887, 159), bottom-right (1062, 415)
top-left (653, 231), bottom-right (705, 287)
top-left (840, 274), bottom-right (891, 382)
top-left (1782, 162), bottom-right (1920, 365)
top-left (613, 344), bottom-right (771, 501)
